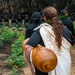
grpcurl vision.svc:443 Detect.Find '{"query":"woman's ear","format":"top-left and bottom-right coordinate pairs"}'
top-left (43, 16), bottom-right (47, 22)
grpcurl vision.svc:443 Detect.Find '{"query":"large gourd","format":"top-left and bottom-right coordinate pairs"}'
top-left (32, 45), bottom-right (57, 72)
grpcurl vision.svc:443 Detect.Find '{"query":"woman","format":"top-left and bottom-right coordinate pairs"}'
top-left (24, 6), bottom-right (74, 75)
top-left (59, 9), bottom-right (74, 36)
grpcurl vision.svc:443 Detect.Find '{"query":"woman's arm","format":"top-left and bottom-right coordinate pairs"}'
top-left (24, 45), bottom-right (35, 75)
top-left (24, 45), bottom-right (33, 63)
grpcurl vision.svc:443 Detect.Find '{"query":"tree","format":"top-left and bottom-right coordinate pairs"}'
top-left (0, 0), bottom-right (75, 20)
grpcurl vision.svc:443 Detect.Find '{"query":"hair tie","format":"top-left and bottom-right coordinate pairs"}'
top-left (47, 20), bottom-right (51, 24)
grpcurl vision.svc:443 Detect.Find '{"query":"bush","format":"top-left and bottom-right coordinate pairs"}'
top-left (1, 27), bottom-right (15, 43)
top-left (7, 35), bottom-right (27, 67)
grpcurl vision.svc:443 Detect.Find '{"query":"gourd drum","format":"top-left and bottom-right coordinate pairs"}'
top-left (32, 45), bottom-right (57, 72)
top-left (22, 38), bottom-right (57, 72)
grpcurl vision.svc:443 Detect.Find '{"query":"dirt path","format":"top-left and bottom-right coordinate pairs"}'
top-left (0, 43), bottom-right (32, 75)
top-left (0, 44), bottom-right (75, 75)
top-left (0, 51), bottom-right (32, 75)
top-left (70, 45), bottom-right (75, 75)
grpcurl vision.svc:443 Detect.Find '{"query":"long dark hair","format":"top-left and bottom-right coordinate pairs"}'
top-left (42, 6), bottom-right (63, 49)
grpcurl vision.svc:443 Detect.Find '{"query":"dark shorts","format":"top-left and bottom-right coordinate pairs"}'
top-left (35, 66), bottom-right (48, 75)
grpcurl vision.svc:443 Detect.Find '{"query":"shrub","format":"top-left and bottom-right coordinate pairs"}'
top-left (7, 35), bottom-right (27, 67)
top-left (1, 27), bottom-right (15, 43)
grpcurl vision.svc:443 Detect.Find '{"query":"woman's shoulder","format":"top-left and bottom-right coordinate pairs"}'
top-left (34, 28), bottom-right (40, 34)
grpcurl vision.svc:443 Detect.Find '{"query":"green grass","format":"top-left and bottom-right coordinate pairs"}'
top-left (73, 21), bottom-right (75, 34)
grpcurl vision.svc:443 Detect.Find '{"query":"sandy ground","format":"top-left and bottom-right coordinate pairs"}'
top-left (70, 45), bottom-right (75, 75)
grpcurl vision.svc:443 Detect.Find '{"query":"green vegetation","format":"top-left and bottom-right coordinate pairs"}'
top-left (1, 27), bottom-right (15, 43)
top-left (0, 25), bottom-right (26, 75)
top-left (8, 67), bottom-right (19, 75)
top-left (73, 21), bottom-right (75, 34)
top-left (7, 35), bottom-right (26, 67)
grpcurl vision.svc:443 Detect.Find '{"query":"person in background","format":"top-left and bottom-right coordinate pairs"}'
top-left (59, 9), bottom-right (74, 36)
top-left (24, 14), bottom-right (30, 29)
top-left (24, 6), bottom-right (75, 75)
top-left (11, 16), bottom-right (17, 27)
top-left (25, 12), bottom-right (41, 38)
top-left (17, 15), bottom-right (22, 28)
top-left (4, 15), bottom-right (9, 27)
